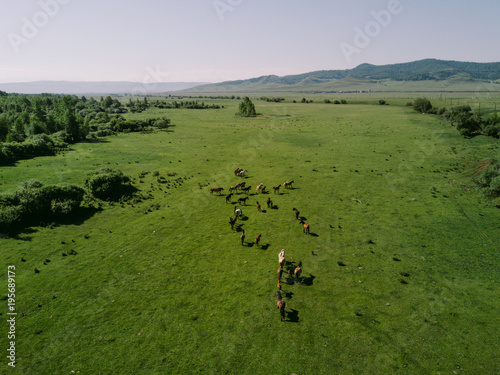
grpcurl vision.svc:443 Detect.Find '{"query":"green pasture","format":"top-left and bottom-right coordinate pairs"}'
top-left (1, 100), bottom-right (499, 374)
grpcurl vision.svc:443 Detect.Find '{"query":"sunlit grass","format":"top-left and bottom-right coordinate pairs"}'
top-left (1, 100), bottom-right (499, 374)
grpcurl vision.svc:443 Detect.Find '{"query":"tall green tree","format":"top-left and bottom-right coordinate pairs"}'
top-left (238, 97), bottom-right (256, 117)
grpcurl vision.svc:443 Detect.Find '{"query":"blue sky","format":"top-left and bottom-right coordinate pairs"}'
top-left (1, 0), bottom-right (499, 83)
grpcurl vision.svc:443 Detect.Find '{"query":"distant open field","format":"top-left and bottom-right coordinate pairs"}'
top-left (1, 99), bottom-right (499, 374)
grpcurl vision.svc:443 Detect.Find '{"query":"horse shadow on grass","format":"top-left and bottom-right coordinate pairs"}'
top-left (260, 243), bottom-right (270, 250)
top-left (286, 308), bottom-right (299, 323)
top-left (301, 274), bottom-right (316, 286)
top-left (309, 232), bottom-right (319, 237)
top-left (284, 290), bottom-right (294, 299)
top-left (270, 205), bottom-right (279, 210)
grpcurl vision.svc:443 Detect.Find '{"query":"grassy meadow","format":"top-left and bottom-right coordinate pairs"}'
top-left (1, 98), bottom-right (499, 374)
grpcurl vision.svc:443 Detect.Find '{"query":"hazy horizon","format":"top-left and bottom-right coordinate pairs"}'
top-left (1, 0), bottom-right (499, 84)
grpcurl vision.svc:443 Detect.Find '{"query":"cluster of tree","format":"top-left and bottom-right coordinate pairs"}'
top-left (412, 98), bottom-right (500, 138)
top-left (323, 99), bottom-right (348, 104)
top-left (149, 100), bottom-right (221, 110)
top-left (0, 168), bottom-right (134, 233)
top-left (123, 97), bottom-right (223, 113)
top-left (0, 93), bottom-right (172, 164)
top-left (259, 97), bottom-right (285, 102)
top-left (238, 97), bottom-right (257, 117)
top-left (0, 179), bottom-right (84, 232)
top-left (165, 94), bottom-right (241, 100)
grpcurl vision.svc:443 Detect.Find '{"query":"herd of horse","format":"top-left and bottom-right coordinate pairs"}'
top-left (210, 168), bottom-right (312, 321)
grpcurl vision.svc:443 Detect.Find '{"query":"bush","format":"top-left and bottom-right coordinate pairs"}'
top-left (85, 168), bottom-right (131, 201)
top-left (413, 98), bottom-right (433, 113)
top-left (0, 182), bottom-right (84, 232)
top-left (473, 157), bottom-right (500, 197)
top-left (483, 124), bottom-right (500, 138)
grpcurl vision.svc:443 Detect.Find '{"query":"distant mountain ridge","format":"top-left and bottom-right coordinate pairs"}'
top-left (2, 59), bottom-right (500, 95)
top-left (187, 59), bottom-right (500, 93)
top-left (0, 81), bottom-right (208, 95)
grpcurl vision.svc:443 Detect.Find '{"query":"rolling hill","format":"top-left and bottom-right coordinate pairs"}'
top-left (183, 59), bottom-right (500, 94)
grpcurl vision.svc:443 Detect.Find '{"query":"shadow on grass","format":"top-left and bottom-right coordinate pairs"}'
top-left (4, 206), bottom-right (100, 239)
top-left (301, 274), bottom-right (316, 286)
top-left (260, 243), bottom-right (270, 250)
top-left (286, 308), bottom-right (299, 323)
top-left (309, 232), bottom-right (319, 237)
top-left (284, 291), bottom-right (294, 299)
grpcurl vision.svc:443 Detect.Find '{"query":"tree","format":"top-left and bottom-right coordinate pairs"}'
top-left (413, 98), bottom-right (432, 113)
top-left (238, 97), bottom-right (256, 117)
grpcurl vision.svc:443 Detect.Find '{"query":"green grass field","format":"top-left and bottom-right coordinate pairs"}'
top-left (1, 100), bottom-right (499, 374)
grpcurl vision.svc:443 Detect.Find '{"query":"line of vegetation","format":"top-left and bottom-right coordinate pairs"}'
top-left (411, 97), bottom-right (500, 197)
top-left (259, 97), bottom-right (285, 102)
top-left (411, 98), bottom-right (500, 138)
top-left (128, 97), bottom-right (222, 113)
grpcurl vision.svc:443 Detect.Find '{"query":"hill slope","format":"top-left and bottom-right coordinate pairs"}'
top-left (184, 59), bottom-right (500, 93)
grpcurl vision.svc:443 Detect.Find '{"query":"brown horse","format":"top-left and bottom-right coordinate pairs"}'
top-left (240, 186), bottom-right (251, 194)
top-left (229, 216), bottom-right (236, 230)
top-left (254, 234), bottom-right (262, 248)
top-left (266, 197), bottom-right (272, 208)
top-left (240, 229), bottom-right (245, 246)
top-left (299, 220), bottom-right (310, 235)
top-left (210, 187), bottom-right (224, 195)
top-left (277, 296), bottom-right (286, 321)
top-left (292, 207), bottom-right (300, 220)
top-left (294, 261), bottom-right (302, 279)
top-left (273, 184), bottom-right (281, 194)
top-left (238, 197), bottom-right (249, 205)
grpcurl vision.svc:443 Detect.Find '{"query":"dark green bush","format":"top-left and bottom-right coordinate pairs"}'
top-left (413, 98), bottom-right (433, 113)
top-left (473, 157), bottom-right (500, 197)
top-left (0, 181), bottom-right (84, 232)
top-left (84, 168), bottom-right (131, 201)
